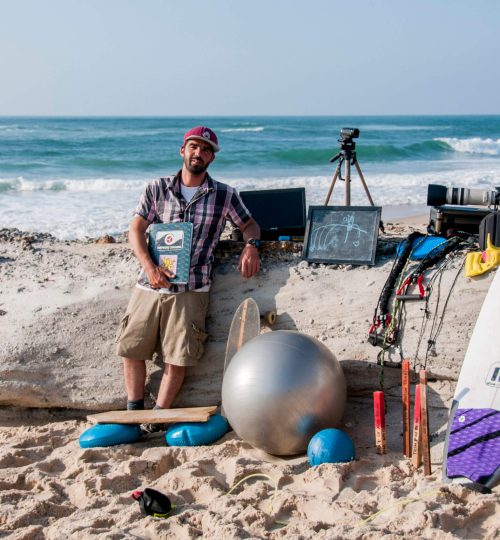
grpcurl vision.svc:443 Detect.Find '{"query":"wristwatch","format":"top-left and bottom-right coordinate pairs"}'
top-left (246, 238), bottom-right (261, 250)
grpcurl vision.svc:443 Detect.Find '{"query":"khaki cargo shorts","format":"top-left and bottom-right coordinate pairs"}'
top-left (116, 287), bottom-right (209, 366)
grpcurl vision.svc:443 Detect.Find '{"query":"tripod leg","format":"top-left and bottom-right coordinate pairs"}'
top-left (354, 161), bottom-right (385, 232)
top-left (354, 161), bottom-right (375, 206)
top-left (324, 162), bottom-right (342, 206)
top-left (345, 160), bottom-right (351, 206)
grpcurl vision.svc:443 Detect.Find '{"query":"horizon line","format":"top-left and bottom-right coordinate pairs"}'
top-left (1, 113), bottom-right (500, 119)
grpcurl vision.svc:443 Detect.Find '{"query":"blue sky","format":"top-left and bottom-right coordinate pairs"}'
top-left (1, 0), bottom-right (499, 116)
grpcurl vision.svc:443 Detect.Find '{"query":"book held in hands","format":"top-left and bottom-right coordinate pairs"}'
top-left (144, 222), bottom-right (193, 285)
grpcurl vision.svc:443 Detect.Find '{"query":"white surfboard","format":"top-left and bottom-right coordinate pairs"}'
top-left (443, 269), bottom-right (500, 490)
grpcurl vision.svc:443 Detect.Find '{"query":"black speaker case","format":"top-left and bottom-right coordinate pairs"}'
top-left (428, 205), bottom-right (491, 236)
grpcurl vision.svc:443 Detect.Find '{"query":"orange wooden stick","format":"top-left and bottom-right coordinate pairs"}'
top-left (419, 370), bottom-right (432, 475)
top-left (402, 360), bottom-right (411, 457)
top-left (411, 384), bottom-right (422, 468)
top-left (373, 391), bottom-right (387, 454)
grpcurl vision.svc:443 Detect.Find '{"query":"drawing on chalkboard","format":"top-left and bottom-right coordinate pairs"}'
top-left (303, 206), bottom-right (381, 265)
top-left (310, 213), bottom-right (369, 250)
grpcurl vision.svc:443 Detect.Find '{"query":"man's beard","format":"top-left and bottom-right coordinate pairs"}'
top-left (184, 156), bottom-right (209, 175)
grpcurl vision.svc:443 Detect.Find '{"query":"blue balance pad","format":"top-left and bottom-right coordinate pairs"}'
top-left (165, 413), bottom-right (229, 447)
top-left (79, 423), bottom-right (141, 448)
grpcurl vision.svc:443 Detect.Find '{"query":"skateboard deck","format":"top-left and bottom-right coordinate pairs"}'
top-left (223, 297), bottom-right (261, 374)
top-left (88, 405), bottom-right (217, 425)
top-left (221, 298), bottom-right (261, 417)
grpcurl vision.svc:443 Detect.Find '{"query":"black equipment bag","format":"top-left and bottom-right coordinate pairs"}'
top-left (479, 211), bottom-right (500, 250)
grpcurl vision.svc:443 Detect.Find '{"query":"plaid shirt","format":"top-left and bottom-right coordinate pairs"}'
top-left (135, 171), bottom-right (252, 293)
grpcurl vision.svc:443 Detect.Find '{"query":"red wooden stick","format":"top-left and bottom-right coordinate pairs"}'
top-left (402, 360), bottom-right (411, 457)
top-left (373, 391), bottom-right (387, 454)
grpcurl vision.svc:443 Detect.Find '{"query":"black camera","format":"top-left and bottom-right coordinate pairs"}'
top-left (340, 127), bottom-right (360, 140)
top-left (330, 127), bottom-right (360, 162)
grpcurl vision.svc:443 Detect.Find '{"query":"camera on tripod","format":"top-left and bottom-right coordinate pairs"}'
top-left (339, 127), bottom-right (360, 141)
top-left (330, 128), bottom-right (360, 163)
top-left (325, 127), bottom-right (381, 213)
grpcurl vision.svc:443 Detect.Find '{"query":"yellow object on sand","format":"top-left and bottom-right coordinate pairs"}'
top-left (465, 234), bottom-right (500, 277)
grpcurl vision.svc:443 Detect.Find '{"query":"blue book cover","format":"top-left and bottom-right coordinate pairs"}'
top-left (146, 222), bottom-right (193, 284)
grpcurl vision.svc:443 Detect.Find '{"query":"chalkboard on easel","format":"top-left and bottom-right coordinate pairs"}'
top-left (303, 206), bottom-right (382, 265)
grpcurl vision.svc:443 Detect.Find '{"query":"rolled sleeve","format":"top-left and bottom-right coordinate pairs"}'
top-left (134, 182), bottom-right (158, 222)
top-left (227, 190), bottom-right (253, 228)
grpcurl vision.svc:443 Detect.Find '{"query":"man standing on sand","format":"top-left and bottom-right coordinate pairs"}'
top-left (116, 126), bottom-right (260, 418)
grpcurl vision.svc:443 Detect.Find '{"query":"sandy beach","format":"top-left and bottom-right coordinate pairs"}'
top-left (0, 217), bottom-right (499, 539)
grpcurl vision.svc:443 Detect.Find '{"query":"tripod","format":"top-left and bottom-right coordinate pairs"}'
top-left (324, 137), bottom-right (376, 207)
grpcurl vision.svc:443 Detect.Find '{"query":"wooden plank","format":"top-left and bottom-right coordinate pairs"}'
top-left (402, 360), bottom-right (411, 457)
top-left (419, 370), bottom-right (432, 475)
top-left (373, 391), bottom-right (387, 454)
top-left (411, 384), bottom-right (422, 468)
top-left (88, 405), bottom-right (217, 425)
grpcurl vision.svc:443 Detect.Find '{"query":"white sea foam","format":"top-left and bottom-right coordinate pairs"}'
top-left (436, 137), bottom-right (500, 155)
top-left (226, 166), bottom-right (500, 207)
top-left (2, 166), bottom-right (500, 239)
top-left (220, 127), bottom-right (265, 133)
top-left (1, 177), bottom-right (148, 192)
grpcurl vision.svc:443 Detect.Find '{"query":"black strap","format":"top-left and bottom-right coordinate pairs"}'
top-left (377, 231), bottom-right (424, 317)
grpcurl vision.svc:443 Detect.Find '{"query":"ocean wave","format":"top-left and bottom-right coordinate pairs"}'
top-left (220, 127), bottom-right (265, 133)
top-left (246, 140), bottom-right (453, 165)
top-left (361, 124), bottom-right (448, 131)
top-left (0, 177), bottom-right (148, 192)
top-left (0, 124), bottom-right (39, 133)
top-left (435, 137), bottom-right (500, 156)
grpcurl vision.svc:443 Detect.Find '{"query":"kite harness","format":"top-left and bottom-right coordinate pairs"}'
top-left (396, 236), bottom-right (463, 300)
top-left (368, 231), bottom-right (424, 350)
top-left (368, 232), bottom-right (466, 370)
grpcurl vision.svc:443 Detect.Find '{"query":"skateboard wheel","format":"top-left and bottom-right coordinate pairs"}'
top-left (262, 310), bottom-right (277, 325)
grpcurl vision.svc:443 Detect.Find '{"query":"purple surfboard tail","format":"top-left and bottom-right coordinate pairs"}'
top-left (446, 408), bottom-right (500, 486)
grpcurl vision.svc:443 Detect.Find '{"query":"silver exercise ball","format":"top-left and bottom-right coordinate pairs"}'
top-left (221, 330), bottom-right (346, 456)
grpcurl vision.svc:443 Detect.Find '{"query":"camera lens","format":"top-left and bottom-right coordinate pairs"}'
top-left (428, 184), bottom-right (499, 207)
top-left (427, 184), bottom-right (448, 206)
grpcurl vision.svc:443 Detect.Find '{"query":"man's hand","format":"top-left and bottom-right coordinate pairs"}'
top-left (144, 261), bottom-right (175, 289)
top-left (238, 245), bottom-right (260, 278)
top-left (128, 216), bottom-right (176, 289)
